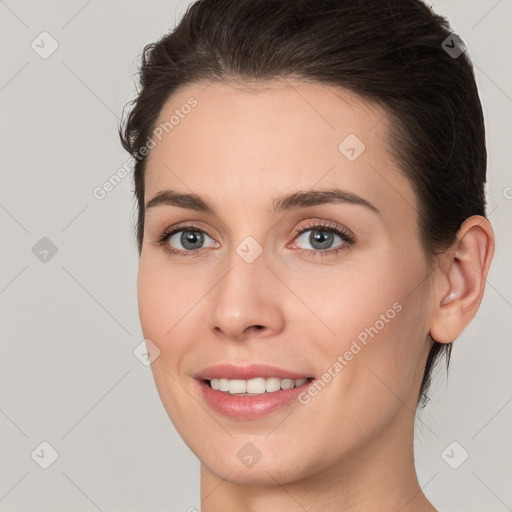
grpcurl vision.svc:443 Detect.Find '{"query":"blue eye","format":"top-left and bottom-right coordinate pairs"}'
top-left (158, 226), bottom-right (218, 256)
top-left (289, 220), bottom-right (354, 258)
top-left (156, 220), bottom-right (354, 258)
top-left (294, 227), bottom-right (350, 252)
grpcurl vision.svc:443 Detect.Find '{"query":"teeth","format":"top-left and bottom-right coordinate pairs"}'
top-left (209, 377), bottom-right (309, 395)
top-left (218, 378), bottom-right (230, 392)
top-left (247, 377), bottom-right (266, 394)
top-left (266, 377), bottom-right (282, 392)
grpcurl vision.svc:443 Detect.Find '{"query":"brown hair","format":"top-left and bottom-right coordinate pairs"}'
top-left (119, 0), bottom-right (487, 405)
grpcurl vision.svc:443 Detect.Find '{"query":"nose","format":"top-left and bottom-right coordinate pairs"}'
top-left (206, 247), bottom-right (285, 342)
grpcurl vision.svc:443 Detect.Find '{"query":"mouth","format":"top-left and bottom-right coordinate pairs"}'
top-left (194, 364), bottom-right (316, 419)
top-left (197, 377), bottom-right (315, 419)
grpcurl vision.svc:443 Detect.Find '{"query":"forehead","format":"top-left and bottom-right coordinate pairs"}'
top-left (144, 79), bottom-right (416, 219)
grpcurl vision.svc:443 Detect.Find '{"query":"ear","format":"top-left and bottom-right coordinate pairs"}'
top-left (429, 215), bottom-right (495, 344)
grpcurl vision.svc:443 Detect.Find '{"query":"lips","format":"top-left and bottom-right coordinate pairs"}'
top-left (194, 363), bottom-right (315, 419)
top-left (196, 378), bottom-right (312, 419)
top-left (195, 363), bottom-right (313, 381)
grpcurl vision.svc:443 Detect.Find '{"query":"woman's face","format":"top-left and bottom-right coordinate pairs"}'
top-left (138, 79), bottom-right (435, 484)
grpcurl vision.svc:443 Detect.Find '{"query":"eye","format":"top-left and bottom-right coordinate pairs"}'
top-left (156, 223), bottom-right (219, 256)
top-left (291, 220), bottom-right (354, 257)
top-left (154, 219), bottom-right (354, 258)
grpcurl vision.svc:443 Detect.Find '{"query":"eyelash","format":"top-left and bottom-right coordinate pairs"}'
top-left (154, 219), bottom-right (355, 259)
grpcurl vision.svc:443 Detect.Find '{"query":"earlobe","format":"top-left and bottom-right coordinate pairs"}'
top-left (429, 215), bottom-right (495, 344)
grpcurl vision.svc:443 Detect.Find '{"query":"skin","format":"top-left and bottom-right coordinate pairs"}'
top-left (137, 79), bottom-right (494, 511)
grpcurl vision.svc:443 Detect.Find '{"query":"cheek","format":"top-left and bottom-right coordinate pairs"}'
top-left (137, 264), bottom-right (167, 342)
top-left (306, 261), bottom-right (403, 349)
top-left (329, 276), bottom-right (428, 412)
top-left (136, 260), bottom-right (196, 396)
top-left (308, 254), bottom-right (429, 404)
top-left (136, 261), bottom-right (202, 428)
top-left (137, 259), bottom-right (201, 342)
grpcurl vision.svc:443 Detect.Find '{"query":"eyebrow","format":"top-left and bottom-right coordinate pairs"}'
top-left (145, 188), bottom-right (380, 215)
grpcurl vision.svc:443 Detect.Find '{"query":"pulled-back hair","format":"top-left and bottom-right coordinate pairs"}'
top-left (119, 0), bottom-right (487, 405)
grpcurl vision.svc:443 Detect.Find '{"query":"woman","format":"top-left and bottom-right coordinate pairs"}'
top-left (119, 0), bottom-right (494, 510)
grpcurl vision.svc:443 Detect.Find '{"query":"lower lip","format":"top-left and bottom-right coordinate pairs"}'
top-left (197, 379), bottom-right (313, 420)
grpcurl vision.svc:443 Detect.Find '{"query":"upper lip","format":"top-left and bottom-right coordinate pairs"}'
top-left (195, 363), bottom-right (312, 381)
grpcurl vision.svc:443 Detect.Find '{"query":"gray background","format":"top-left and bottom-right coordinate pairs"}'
top-left (0, 0), bottom-right (510, 510)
